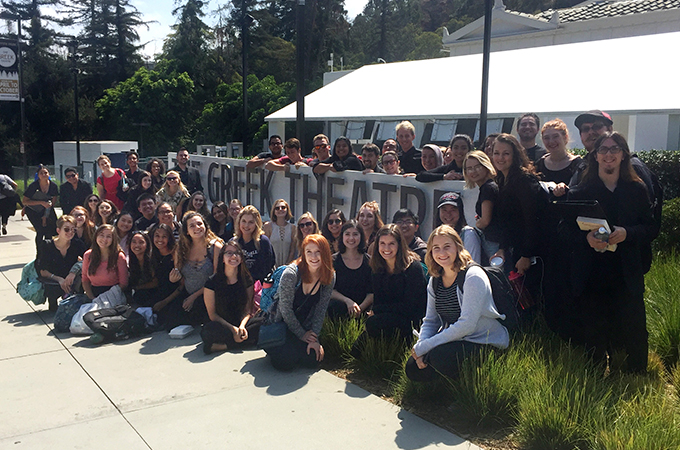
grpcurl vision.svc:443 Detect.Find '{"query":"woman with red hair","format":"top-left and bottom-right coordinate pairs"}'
top-left (265, 234), bottom-right (336, 371)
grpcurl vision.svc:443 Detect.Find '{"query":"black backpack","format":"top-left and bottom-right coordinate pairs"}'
top-left (83, 305), bottom-right (147, 341)
top-left (453, 263), bottom-right (520, 331)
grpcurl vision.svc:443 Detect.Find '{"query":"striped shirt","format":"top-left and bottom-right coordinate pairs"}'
top-left (435, 278), bottom-right (461, 325)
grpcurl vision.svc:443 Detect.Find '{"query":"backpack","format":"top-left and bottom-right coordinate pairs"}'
top-left (453, 263), bottom-right (520, 331)
top-left (17, 260), bottom-right (45, 305)
top-left (259, 265), bottom-right (290, 314)
top-left (83, 304), bottom-right (147, 342)
top-left (54, 294), bottom-right (89, 333)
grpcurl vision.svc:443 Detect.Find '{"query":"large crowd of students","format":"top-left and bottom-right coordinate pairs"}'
top-left (8, 109), bottom-right (661, 377)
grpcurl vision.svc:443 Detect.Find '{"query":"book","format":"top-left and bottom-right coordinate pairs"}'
top-left (576, 216), bottom-right (617, 252)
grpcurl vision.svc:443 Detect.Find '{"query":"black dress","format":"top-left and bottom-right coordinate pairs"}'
top-left (327, 253), bottom-right (373, 318)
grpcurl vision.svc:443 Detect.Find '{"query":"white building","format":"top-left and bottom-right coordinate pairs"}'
top-left (266, 1), bottom-right (680, 152)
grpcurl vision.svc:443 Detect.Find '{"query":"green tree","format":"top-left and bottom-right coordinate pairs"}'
top-left (95, 64), bottom-right (195, 155)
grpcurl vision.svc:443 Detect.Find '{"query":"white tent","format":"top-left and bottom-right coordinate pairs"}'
top-left (266, 31), bottom-right (680, 151)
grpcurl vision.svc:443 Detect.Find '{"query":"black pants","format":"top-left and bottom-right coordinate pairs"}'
top-left (201, 315), bottom-right (263, 352)
top-left (42, 279), bottom-right (66, 311)
top-left (265, 329), bottom-right (320, 371)
top-left (365, 312), bottom-right (415, 342)
top-left (572, 276), bottom-right (648, 373)
top-left (161, 292), bottom-right (208, 329)
top-left (405, 340), bottom-right (485, 382)
top-left (25, 207), bottom-right (57, 254)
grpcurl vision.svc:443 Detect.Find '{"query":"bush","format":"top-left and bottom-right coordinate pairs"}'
top-left (320, 316), bottom-right (365, 362)
top-left (653, 198), bottom-right (680, 254)
top-left (645, 252), bottom-right (680, 367)
top-left (635, 150), bottom-right (680, 201)
top-left (350, 331), bottom-right (410, 381)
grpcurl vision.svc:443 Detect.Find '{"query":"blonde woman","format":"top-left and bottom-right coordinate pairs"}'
top-left (288, 212), bottom-right (320, 262)
top-left (406, 225), bottom-right (508, 382)
top-left (263, 199), bottom-right (295, 267)
top-left (235, 205), bottom-right (275, 283)
top-left (156, 170), bottom-right (189, 213)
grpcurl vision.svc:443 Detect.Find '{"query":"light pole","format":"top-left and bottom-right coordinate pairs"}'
top-left (67, 38), bottom-right (81, 166)
top-left (296, 0), bottom-right (306, 153)
top-left (479, 0), bottom-right (493, 142)
top-left (241, 4), bottom-right (254, 155)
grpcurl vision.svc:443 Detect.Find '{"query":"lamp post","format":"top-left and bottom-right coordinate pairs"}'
top-left (241, 3), bottom-right (254, 155)
top-left (67, 38), bottom-right (81, 166)
top-left (296, 0), bottom-right (306, 153)
top-left (479, 0), bottom-right (493, 142)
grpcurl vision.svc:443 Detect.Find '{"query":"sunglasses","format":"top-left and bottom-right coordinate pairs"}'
top-left (61, 227), bottom-right (75, 232)
top-left (275, 206), bottom-right (287, 211)
top-left (299, 221), bottom-right (314, 228)
top-left (166, 177), bottom-right (178, 181)
top-left (89, 199), bottom-right (99, 203)
top-left (66, 173), bottom-right (76, 178)
top-left (328, 219), bottom-right (343, 225)
top-left (580, 123), bottom-right (606, 134)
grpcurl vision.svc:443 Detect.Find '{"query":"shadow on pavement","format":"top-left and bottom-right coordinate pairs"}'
top-left (240, 356), bottom-right (315, 396)
top-left (0, 262), bottom-right (29, 271)
top-left (2, 311), bottom-right (45, 327)
top-left (394, 409), bottom-right (466, 450)
top-left (138, 330), bottom-right (202, 355)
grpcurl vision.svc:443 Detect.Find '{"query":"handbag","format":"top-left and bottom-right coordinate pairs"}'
top-left (257, 320), bottom-right (288, 349)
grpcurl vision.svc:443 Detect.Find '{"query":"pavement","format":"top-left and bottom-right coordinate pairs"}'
top-left (0, 214), bottom-right (480, 450)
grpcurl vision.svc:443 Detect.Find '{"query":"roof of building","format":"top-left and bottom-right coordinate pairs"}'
top-left (266, 32), bottom-right (680, 122)
top-left (534, 0), bottom-right (680, 23)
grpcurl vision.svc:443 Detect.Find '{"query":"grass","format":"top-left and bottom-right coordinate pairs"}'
top-left (321, 252), bottom-right (680, 449)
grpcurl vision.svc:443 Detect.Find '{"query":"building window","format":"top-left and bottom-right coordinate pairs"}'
top-left (345, 121), bottom-right (366, 140)
top-left (431, 119), bottom-right (457, 143)
top-left (376, 121), bottom-right (400, 141)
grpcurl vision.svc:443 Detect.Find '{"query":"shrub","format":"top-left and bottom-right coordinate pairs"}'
top-left (645, 252), bottom-right (680, 367)
top-left (635, 149), bottom-right (680, 201)
top-left (653, 198), bottom-right (680, 254)
top-left (350, 331), bottom-right (410, 380)
top-left (320, 316), bottom-right (365, 363)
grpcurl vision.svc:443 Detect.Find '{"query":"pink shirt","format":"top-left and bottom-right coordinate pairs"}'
top-left (82, 249), bottom-right (129, 288)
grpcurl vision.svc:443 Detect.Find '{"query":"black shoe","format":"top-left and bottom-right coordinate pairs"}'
top-left (1, 225), bottom-right (6, 235)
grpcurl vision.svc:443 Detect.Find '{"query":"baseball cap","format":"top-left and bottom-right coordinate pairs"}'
top-left (575, 110), bottom-right (613, 130)
top-left (437, 192), bottom-right (462, 209)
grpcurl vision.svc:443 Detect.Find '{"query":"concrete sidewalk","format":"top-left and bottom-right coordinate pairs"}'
top-left (0, 215), bottom-right (480, 450)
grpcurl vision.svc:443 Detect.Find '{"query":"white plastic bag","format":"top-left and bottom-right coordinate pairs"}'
top-left (93, 285), bottom-right (126, 309)
top-left (70, 303), bottom-right (99, 335)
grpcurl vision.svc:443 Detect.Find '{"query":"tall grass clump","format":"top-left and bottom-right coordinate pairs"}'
top-left (515, 343), bottom-right (613, 450)
top-left (390, 362), bottom-right (454, 407)
top-left (594, 387), bottom-right (680, 450)
top-left (645, 252), bottom-right (680, 367)
top-left (450, 336), bottom-right (542, 427)
top-left (671, 363), bottom-right (680, 397)
top-left (320, 316), bottom-right (365, 362)
top-left (350, 330), bottom-right (410, 380)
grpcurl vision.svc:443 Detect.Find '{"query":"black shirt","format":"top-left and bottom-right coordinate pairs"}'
top-left (372, 261), bottom-right (427, 321)
top-left (125, 168), bottom-right (143, 187)
top-left (525, 145), bottom-right (546, 162)
top-left (204, 272), bottom-right (253, 325)
top-left (134, 215), bottom-right (158, 231)
top-left (333, 253), bottom-right (373, 304)
top-left (24, 180), bottom-right (58, 214)
top-left (36, 239), bottom-right (86, 278)
top-left (171, 165), bottom-right (203, 194)
top-left (320, 153), bottom-right (364, 172)
top-left (59, 179), bottom-right (93, 216)
top-left (477, 179), bottom-right (502, 242)
top-left (399, 147), bottom-right (423, 175)
top-left (416, 160), bottom-right (462, 182)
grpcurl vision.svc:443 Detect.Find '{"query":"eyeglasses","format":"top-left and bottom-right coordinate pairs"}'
top-left (224, 251), bottom-right (241, 257)
top-left (89, 199), bottom-right (99, 203)
top-left (328, 219), bottom-right (343, 225)
top-left (580, 122), bottom-right (606, 134)
top-left (270, 142), bottom-right (283, 146)
top-left (159, 209), bottom-right (173, 215)
top-left (299, 221), bottom-right (314, 228)
top-left (66, 173), bottom-right (76, 178)
top-left (395, 220), bottom-right (415, 226)
top-left (465, 164), bottom-right (484, 173)
top-left (382, 159), bottom-right (397, 165)
top-left (62, 227), bottom-right (75, 232)
top-left (275, 206), bottom-right (287, 211)
top-left (313, 144), bottom-right (328, 150)
top-left (166, 177), bottom-right (178, 181)
top-left (597, 145), bottom-right (622, 155)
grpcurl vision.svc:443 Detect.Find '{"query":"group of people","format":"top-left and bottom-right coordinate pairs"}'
top-left (14, 108), bottom-right (660, 378)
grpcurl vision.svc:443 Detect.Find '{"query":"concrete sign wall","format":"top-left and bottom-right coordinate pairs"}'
top-left (168, 153), bottom-right (478, 237)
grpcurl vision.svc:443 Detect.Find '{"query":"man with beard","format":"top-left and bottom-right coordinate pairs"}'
top-left (516, 113), bottom-right (546, 162)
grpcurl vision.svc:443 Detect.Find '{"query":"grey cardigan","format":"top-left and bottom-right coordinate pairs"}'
top-left (274, 264), bottom-right (335, 340)
top-left (413, 265), bottom-right (509, 357)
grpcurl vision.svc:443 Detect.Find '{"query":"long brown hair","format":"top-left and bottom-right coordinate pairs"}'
top-left (296, 234), bottom-right (334, 285)
top-left (425, 225), bottom-right (472, 278)
top-left (175, 211), bottom-right (219, 269)
top-left (369, 224), bottom-right (419, 275)
top-left (88, 224), bottom-right (122, 275)
top-left (492, 133), bottom-right (538, 186)
top-left (216, 237), bottom-right (253, 287)
top-left (70, 206), bottom-right (95, 246)
top-left (581, 131), bottom-right (641, 186)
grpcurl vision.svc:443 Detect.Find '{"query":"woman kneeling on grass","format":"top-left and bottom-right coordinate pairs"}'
top-left (406, 225), bottom-right (509, 382)
top-left (201, 238), bottom-right (263, 354)
top-left (265, 234), bottom-right (335, 371)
